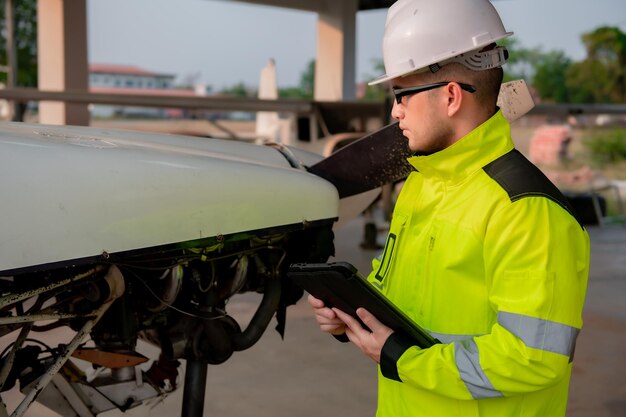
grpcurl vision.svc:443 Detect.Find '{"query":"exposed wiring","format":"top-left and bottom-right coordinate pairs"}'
top-left (105, 238), bottom-right (284, 272)
top-left (126, 269), bottom-right (226, 320)
top-left (0, 338), bottom-right (53, 360)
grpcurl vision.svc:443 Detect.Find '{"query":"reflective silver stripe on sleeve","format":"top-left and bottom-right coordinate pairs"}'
top-left (454, 339), bottom-right (503, 399)
top-left (498, 311), bottom-right (580, 358)
top-left (428, 330), bottom-right (484, 344)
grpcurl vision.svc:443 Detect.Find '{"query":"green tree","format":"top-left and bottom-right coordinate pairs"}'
top-left (360, 58), bottom-right (387, 101)
top-left (0, 0), bottom-right (38, 87)
top-left (566, 59), bottom-right (613, 103)
top-left (221, 81), bottom-right (253, 98)
top-left (568, 26), bottom-right (626, 103)
top-left (532, 51), bottom-right (572, 103)
top-left (299, 59), bottom-right (314, 98)
top-left (278, 60), bottom-right (314, 99)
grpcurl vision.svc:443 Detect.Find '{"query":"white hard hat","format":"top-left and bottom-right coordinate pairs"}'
top-left (369, 0), bottom-right (513, 85)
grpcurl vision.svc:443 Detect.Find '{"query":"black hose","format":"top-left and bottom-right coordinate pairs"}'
top-left (231, 277), bottom-right (281, 351)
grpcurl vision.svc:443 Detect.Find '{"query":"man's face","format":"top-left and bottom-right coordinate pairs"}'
top-left (390, 73), bottom-right (454, 154)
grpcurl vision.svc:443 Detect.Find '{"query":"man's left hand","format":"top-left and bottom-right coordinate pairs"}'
top-left (333, 307), bottom-right (394, 363)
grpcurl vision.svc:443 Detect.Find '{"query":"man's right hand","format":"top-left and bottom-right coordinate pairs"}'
top-left (307, 294), bottom-right (347, 336)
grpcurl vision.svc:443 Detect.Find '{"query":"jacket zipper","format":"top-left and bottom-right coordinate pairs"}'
top-left (419, 235), bottom-right (436, 318)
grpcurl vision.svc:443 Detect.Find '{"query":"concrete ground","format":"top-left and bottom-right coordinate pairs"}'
top-left (2, 216), bottom-right (625, 417)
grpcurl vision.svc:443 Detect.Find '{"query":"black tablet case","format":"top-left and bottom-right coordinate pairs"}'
top-left (288, 262), bottom-right (438, 348)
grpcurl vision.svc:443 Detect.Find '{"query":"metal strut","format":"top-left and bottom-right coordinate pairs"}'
top-left (181, 360), bottom-right (208, 417)
top-left (8, 266), bottom-right (125, 417)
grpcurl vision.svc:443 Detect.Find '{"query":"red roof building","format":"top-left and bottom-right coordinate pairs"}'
top-left (88, 64), bottom-right (199, 118)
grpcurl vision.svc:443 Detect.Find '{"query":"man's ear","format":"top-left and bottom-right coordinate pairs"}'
top-left (445, 82), bottom-right (464, 117)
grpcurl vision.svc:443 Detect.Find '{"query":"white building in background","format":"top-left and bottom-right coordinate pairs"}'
top-left (89, 64), bottom-right (198, 118)
top-left (89, 64), bottom-right (176, 90)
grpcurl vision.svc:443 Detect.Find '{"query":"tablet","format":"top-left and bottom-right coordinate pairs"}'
top-left (288, 261), bottom-right (439, 348)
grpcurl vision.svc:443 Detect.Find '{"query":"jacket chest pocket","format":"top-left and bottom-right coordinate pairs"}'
top-left (373, 214), bottom-right (408, 283)
top-left (421, 221), bottom-right (489, 327)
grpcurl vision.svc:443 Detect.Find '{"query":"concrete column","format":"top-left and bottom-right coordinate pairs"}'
top-left (314, 0), bottom-right (357, 101)
top-left (37, 0), bottom-right (89, 126)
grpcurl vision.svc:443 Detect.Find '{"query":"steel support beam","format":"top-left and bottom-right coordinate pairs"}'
top-left (0, 88), bottom-right (314, 113)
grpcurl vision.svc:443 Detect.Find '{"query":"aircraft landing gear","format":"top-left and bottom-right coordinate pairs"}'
top-left (181, 359), bottom-right (208, 417)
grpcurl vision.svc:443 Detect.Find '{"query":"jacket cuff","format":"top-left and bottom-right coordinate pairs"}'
top-left (380, 332), bottom-right (414, 382)
top-left (333, 332), bottom-right (350, 343)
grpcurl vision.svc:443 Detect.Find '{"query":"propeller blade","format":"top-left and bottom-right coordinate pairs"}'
top-left (307, 122), bottom-right (413, 199)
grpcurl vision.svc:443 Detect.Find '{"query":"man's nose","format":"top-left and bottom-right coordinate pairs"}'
top-left (390, 100), bottom-right (403, 121)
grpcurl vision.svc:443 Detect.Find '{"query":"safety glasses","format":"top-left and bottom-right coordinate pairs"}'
top-left (392, 82), bottom-right (476, 104)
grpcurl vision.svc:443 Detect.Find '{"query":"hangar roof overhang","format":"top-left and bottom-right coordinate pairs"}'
top-left (228, 0), bottom-right (499, 12)
top-left (357, 0), bottom-right (395, 10)
top-left (223, 0), bottom-right (395, 13)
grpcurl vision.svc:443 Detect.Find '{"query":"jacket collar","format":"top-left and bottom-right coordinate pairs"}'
top-left (407, 110), bottom-right (514, 183)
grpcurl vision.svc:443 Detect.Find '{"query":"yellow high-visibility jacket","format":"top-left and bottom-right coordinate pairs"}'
top-left (367, 111), bottom-right (590, 417)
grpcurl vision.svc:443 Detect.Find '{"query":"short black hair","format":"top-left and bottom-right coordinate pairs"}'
top-left (419, 63), bottom-right (503, 110)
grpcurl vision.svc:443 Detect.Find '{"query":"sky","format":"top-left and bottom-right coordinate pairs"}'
top-left (87, 0), bottom-right (626, 91)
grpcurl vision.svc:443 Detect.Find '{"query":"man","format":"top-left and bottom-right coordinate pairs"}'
top-left (308, 0), bottom-right (590, 416)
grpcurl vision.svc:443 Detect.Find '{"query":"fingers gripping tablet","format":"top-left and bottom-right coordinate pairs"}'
top-left (288, 262), bottom-right (439, 348)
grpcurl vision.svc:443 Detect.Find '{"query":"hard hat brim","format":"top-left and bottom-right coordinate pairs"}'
top-left (368, 31), bottom-right (513, 86)
top-left (368, 73), bottom-right (396, 86)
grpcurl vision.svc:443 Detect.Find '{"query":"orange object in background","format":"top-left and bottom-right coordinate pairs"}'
top-left (528, 125), bottom-right (572, 165)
